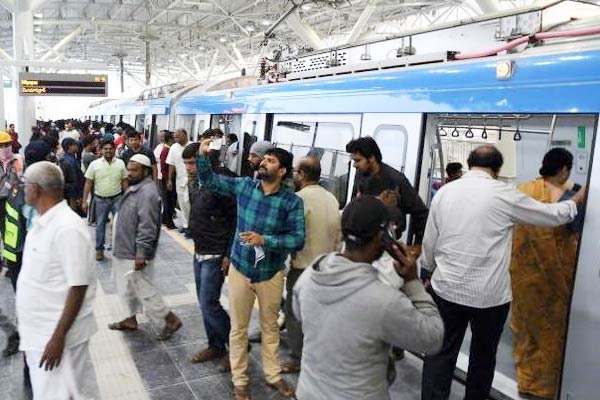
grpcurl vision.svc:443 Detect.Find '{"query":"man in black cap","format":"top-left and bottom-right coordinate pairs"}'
top-left (292, 195), bottom-right (444, 400)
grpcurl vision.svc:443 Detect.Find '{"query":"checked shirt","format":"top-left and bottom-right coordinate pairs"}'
top-left (196, 155), bottom-right (305, 282)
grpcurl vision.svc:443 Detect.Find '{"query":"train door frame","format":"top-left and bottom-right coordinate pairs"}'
top-left (238, 113), bottom-right (267, 174)
top-left (416, 113), bottom-right (597, 400)
top-left (559, 115), bottom-right (598, 400)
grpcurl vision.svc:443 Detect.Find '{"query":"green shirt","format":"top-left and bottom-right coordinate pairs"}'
top-left (84, 157), bottom-right (127, 197)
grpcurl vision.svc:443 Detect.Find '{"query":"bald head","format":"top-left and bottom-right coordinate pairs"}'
top-left (467, 145), bottom-right (503, 176)
top-left (24, 161), bottom-right (64, 209)
top-left (293, 156), bottom-right (321, 191)
top-left (299, 156), bottom-right (321, 182)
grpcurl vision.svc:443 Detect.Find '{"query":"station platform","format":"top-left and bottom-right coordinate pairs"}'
top-left (0, 226), bottom-right (467, 400)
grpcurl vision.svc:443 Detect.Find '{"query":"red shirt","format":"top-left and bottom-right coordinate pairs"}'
top-left (160, 145), bottom-right (170, 181)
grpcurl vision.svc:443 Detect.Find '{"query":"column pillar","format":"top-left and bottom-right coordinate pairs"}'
top-left (13, 0), bottom-right (35, 145)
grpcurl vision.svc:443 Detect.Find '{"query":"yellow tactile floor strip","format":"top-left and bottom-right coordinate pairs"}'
top-left (89, 285), bottom-right (151, 400)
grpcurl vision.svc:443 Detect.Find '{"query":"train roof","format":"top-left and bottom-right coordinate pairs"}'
top-left (174, 45), bottom-right (600, 115)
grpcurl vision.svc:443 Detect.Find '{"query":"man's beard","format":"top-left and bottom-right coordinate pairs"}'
top-left (257, 167), bottom-right (276, 182)
top-left (128, 176), bottom-right (143, 185)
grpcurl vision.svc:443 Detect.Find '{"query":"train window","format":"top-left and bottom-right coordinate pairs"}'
top-left (273, 120), bottom-right (353, 208)
top-left (210, 114), bottom-right (242, 135)
top-left (135, 115), bottom-right (145, 133)
top-left (274, 121), bottom-right (315, 147)
top-left (372, 124), bottom-right (408, 173)
top-left (176, 115), bottom-right (195, 139)
top-left (155, 115), bottom-right (169, 132)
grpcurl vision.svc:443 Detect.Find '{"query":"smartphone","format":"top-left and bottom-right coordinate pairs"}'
top-left (209, 138), bottom-right (223, 150)
top-left (381, 227), bottom-right (404, 261)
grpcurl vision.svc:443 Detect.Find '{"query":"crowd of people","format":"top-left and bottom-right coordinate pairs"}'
top-left (0, 118), bottom-right (587, 400)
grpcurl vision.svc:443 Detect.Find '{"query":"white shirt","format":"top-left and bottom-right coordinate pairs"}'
top-left (419, 170), bottom-right (577, 308)
top-left (59, 128), bottom-right (80, 143)
top-left (17, 201), bottom-right (97, 351)
top-left (153, 143), bottom-right (165, 180)
top-left (166, 142), bottom-right (188, 188)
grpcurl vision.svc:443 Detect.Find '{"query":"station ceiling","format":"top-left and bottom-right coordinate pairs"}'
top-left (0, 0), bottom-right (535, 85)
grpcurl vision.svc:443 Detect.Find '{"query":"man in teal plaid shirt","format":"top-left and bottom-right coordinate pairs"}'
top-left (196, 139), bottom-right (304, 400)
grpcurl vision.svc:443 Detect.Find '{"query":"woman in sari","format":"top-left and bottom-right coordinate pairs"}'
top-left (510, 148), bottom-right (582, 399)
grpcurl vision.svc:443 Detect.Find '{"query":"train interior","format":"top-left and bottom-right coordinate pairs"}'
top-left (419, 113), bottom-right (597, 399)
top-left (91, 107), bottom-right (597, 400)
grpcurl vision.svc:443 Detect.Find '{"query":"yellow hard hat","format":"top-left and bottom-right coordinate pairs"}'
top-left (0, 131), bottom-right (11, 144)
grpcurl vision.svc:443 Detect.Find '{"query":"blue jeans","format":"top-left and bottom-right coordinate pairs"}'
top-left (194, 257), bottom-right (230, 352)
top-left (94, 195), bottom-right (121, 251)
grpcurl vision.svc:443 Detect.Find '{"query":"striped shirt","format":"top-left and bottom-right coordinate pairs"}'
top-left (196, 155), bottom-right (305, 283)
top-left (419, 170), bottom-right (577, 308)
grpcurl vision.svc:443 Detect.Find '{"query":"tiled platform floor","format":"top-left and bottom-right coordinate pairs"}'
top-left (0, 226), bottom-right (468, 400)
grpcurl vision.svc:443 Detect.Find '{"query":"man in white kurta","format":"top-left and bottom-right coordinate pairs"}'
top-left (17, 161), bottom-right (98, 400)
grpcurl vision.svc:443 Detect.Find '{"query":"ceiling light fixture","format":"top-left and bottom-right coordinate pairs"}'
top-left (34, 13), bottom-right (43, 18)
top-left (219, 37), bottom-right (228, 43)
top-left (261, 19), bottom-right (271, 26)
top-left (245, 25), bottom-right (255, 32)
top-left (301, 4), bottom-right (312, 11)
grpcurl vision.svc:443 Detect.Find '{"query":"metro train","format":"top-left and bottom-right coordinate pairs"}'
top-left (88, 30), bottom-right (600, 400)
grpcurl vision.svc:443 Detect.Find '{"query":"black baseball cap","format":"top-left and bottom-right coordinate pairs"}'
top-left (342, 195), bottom-right (391, 246)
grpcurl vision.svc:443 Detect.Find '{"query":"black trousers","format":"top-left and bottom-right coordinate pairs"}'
top-left (284, 267), bottom-right (305, 360)
top-left (160, 179), bottom-right (176, 227)
top-left (422, 293), bottom-right (510, 400)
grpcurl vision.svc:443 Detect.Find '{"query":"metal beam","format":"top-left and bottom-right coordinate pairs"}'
top-left (0, 0), bottom-right (14, 13)
top-left (211, 40), bottom-right (241, 70)
top-left (205, 50), bottom-right (219, 80)
top-left (147, 0), bottom-right (182, 24)
top-left (0, 59), bottom-right (108, 69)
top-left (285, 10), bottom-right (326, 50)
top-left (345, 0), bottom-right (378, 45)
top-left (0, 47), bottom-right (12, 60)
top-left (231, 43), bottom-right (245, 70)
top-left (474, 0), bottom-right (501, 14)
top-left (40, 19), bottom-right (91, 61)
top-left (210, 0), bottom-right (250, 37)
top-left (163, 48), bottom-right (197, 80)
top-left (33, 37), bottom-right (68, 61)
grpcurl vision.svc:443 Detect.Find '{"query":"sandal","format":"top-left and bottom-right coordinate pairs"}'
top-left (107, 320), bottom-right (138, 331)
top-left (280, 360), bottom-right (301, 374)
top-left (156, 319), bottom-right (182, 341)
top-left (267, 379), bottom-right (295, 398)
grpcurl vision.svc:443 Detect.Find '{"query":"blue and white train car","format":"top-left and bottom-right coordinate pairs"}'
top-left (89, 37), bottom-right (600, 400)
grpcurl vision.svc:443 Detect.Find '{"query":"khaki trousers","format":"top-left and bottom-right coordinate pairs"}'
top-left (229, 265), bottom-right (284, 386)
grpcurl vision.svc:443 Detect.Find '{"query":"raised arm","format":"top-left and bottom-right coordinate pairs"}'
top-left (196, 139), bottom-right (243, 197)
top-left (508, 187), bottom-right (579, 227)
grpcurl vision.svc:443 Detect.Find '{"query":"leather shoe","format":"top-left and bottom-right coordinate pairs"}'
top-left (233, 385), bottom-right (251, 400)
top-left (267, 379), bottom-right (295, 398)
top-left (190, 347), bottom-right (225, 363)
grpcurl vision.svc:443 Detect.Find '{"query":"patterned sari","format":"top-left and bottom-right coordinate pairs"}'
top-left (510, 178), bottom-right (578, 398)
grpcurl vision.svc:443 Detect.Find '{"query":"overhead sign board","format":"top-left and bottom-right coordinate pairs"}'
top-left (19, 72), bottom-right (108, 97)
